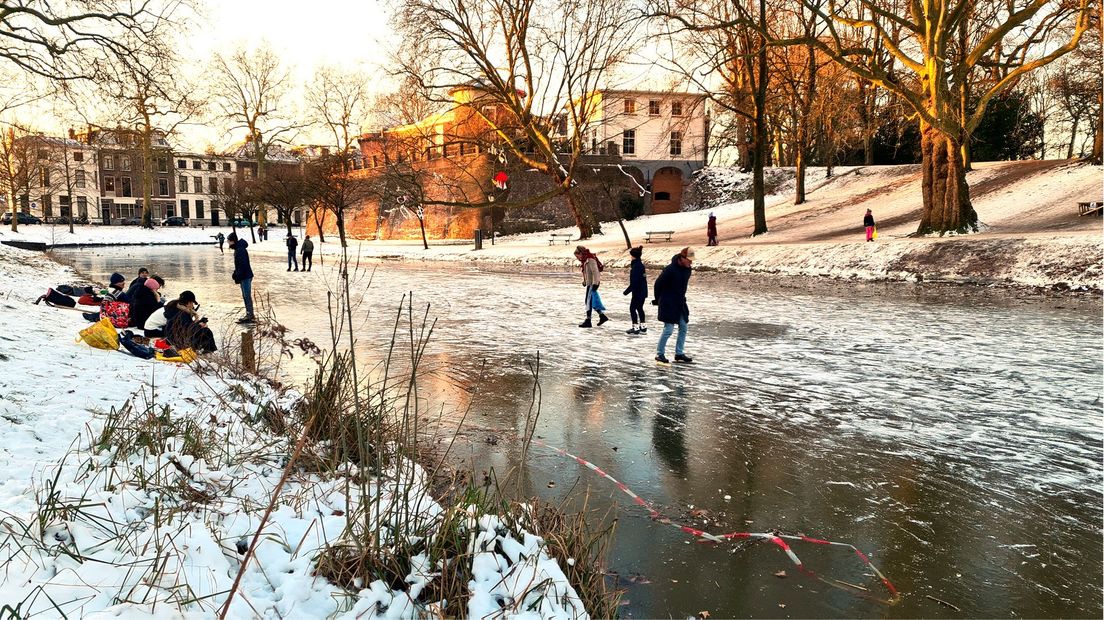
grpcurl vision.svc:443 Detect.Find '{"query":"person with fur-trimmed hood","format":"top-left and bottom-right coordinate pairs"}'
top-left (652, 247), bottom-right (694, 364)
top-left (573, 245), bottom-right (609, 328)
top-left (623, 246), bottom-right (648, 334)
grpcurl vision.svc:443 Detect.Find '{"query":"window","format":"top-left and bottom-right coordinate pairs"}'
top-left (655, 191), bottom-right (671, 201)
top-left (206, 161), bottom-right (214, 171)
top-left (157, 157), bottom-right (168, 173)
top-left (178, 175), bottom-right (188, 192)
top-left (669, 131), bottom-right (682, 156)
top-left (243, 166), bottom-right (254, 179)
top-left (649, 100), bottom-right (660, 115)
top-left (158, 178), bottom-right (169, 196)
top-left (192, 160), bottom-right (201, 170)
top-left (76, 196), bottom-right (87, 217)
top-left (121, 177), bottom-right (132, 197)
top-left (104, 155), bottom-right (114, 170)
top-left (177, 159), bottom-right (187, 169)
top-left (104, 176), bottom-right (115, 192)
top-left (73, 151), bottom-right (84, 162)
top-left (623, 99), bottom-right (636, 114)
top-left (622, 129), bottom-right (636, 156)
top-left (41, 169), bottom-right (49, 187)
top-left (193, 177), bottom-right (202, 193)
top-left (180, 199), bottom-right (189, 219)
top-left (223, 177), bottom-right (232, 193)
top-left (76, 170), bottom-right (86, 189)
top-left (671, 101), bottom-right (683, 116)
top-left (209, 177), bottom-right (218, 193)
top-left (195, 199), bottom-right (204, 219)
top-left (223, 162), bottom-right (231, 172)
top-left (37, 149), bottom-right (48, 160)
top-left (121, 156), bottom-right (132, 171)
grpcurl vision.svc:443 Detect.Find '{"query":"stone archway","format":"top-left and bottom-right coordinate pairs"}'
top-left (651, 167), bottom-right (684, 214)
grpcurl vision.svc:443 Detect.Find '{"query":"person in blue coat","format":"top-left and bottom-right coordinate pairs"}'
top-left (623, 246), bottom-right (648, 335)
top-left (229, 232), bottom-right (255, 322)
top-left (652, 247), bottom-right (694, 364)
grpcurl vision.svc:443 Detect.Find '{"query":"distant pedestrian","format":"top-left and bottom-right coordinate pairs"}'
top-left (229, 232), bottom-right (255, 323)
top-left (653, 247), bottom-right (694, 364)
top-left (286, 233), bottom-right (299, 271)
top-left (707, 213), bottom-right (718, 246)
top-left (574, 245), bottom-right (609, 328)
top-left (257, 224), bottom-right (266, 242)
top-left (623, 246), bottom-right (648, 334)
top-left (214, 232), bottom-right (225, 253)
top-left (864, 209), bottom-right (876, 242)
top-left (301, 235), bottom-right (314, 272)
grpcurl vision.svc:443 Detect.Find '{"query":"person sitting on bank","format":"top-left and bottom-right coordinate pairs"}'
top-left (129, 275), bottom-right (164, 329)
top-left (155, 290), bottom-right (217, 352)
top-left (126, 267), bottom-right (150, 299)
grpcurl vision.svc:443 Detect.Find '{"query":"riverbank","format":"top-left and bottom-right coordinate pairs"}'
top-left (0, 243), bottom-right (591, 618)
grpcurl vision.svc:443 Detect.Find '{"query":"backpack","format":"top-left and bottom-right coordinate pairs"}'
top-left (595, 256), bottom-right (605, 272)
top-left (77, 294), bottom-right (103, 306)
top-left (101, 301), bottom-right (130, 329)
top-left (43, 288), bottom-right (76, 308)
top-left (120, 331), bottom-right (155, 359)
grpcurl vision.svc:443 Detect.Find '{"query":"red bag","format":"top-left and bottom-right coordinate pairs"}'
top-left (153, 338), bottom-right (171, 350)
top-left (77, 294), bottom-right (102, 306)
top-left (100, 300), bottom-right (130, 328)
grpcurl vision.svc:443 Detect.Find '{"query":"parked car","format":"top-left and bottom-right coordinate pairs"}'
top-left (161, 216), bottom-right (188, 227)
top-left (1, 212), bottom-right (43, 225)
top-left (54, 215), bottom-right (89, 225)
top-left (231, 218), bottom-right (255, 228)
top-left (119, 216), bottom-right (142, 226)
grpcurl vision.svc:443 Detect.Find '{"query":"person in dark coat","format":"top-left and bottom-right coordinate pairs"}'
top-left (128, 275), bottom-right (165, 329)
top-left (214, 232), bottom-right (225, 253)
top-left (864, 209), bottom-right (876, 242)
top-left (229, 232), bottom-right (255, 322)
top-left (652, 247), bottom-right (694, 364)
top-left (286, 233), bottom-right (299, 271)
top-left (623, 246), bottom-right (648, 334)
top-left (126, 267), bottom-right (150, 299)
top-left (707, 213), bottom-right (718, 246)
top-left (301, 235), bottom-right (314, 272)
top-left (163, 290), bottom-right (218, 353)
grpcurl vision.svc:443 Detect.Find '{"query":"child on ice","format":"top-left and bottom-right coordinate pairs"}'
top-left (623, 246), bottom-right (648, 334)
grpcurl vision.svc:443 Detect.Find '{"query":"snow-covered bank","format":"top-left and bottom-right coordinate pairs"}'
top-left (0, 243), bottom-right (589, 618)
top-left (0, 224), bottom-right (219, 247)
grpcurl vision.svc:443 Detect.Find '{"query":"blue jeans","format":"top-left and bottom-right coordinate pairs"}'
top-left (657, 317), bottom-right (688, 356)
top-left (288, 250), bottom-right (299, 270)
top-left (585, 286), bottom-right (606, 319)
top-left (240, 277), bottom-right (254, 317)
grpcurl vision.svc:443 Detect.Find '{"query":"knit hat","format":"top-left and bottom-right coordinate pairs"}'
top-left (145, 278), bottom-right (161, 292)
top-left (629, 246), bottom-right (643, 258)
top-left (680, 247), bottom-right (695, 260)
top-left (109, 272), bottom-right (125, 286)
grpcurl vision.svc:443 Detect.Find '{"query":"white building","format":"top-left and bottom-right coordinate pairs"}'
top-left (174, 152), bottom-right (237, 226)
top-left (18, 135), bottom-right (101, 222)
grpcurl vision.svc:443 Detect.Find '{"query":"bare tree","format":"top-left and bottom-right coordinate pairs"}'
top-left (253, 163), bottom-right (315, 236)
top-left (0, 123), bottom-right (42, 232)
top-left (394, 0), bottom-right (640, 239)
top-left (211, 44), bottom-right (305, 227)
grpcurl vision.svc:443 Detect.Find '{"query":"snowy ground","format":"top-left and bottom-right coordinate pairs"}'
top-left (3, 161), bottom-right (1101, 290)
top-left (0, 243), bottom-right (587, 618)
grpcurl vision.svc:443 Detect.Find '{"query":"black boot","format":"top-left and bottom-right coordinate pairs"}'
top-left (597, 314), bottom-right (609, 326)
top-left (579, 319), bottom-right (592, 328)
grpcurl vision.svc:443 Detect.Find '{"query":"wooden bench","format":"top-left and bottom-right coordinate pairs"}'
top-left (1078, 201), bottom-right (1103, 217)
top-left (644, 230), bottom-right (674, 243)
top-left (548, 233), bottom-right (573, 245)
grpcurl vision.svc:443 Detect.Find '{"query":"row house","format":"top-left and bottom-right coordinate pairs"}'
top-left (173, 152), bottom-right (238, 226)
top-left (15, 135), bottom-right (101, 222)
top-left (81, 127), bottom-right (177, 223)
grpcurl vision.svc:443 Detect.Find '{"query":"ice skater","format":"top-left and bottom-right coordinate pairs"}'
top-left (574, 245), bottom-right (609, 328)
top-left (623, 246), bottom-right (648, 334)
top-left (707, 213), bottom-right (718, 246)
top-left (228, 232), bottom-right (255, 323)
top-left (214, 231), bottom-right (225, 253)
top-left (864, 209), bottom-right (876, 242)
top-left (653, 247), bottom-right (694, 364)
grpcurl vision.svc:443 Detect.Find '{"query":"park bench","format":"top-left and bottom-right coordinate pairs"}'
top-left (1077, 201), bottom-right (1102, 217)
top-left (645, 230), bottom-right (674, 243)
top-left (548, 233), bottom-right (573, 245)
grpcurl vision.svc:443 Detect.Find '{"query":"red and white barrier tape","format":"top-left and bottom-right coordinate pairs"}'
top-left (530, 437), bottom-right (901, 603)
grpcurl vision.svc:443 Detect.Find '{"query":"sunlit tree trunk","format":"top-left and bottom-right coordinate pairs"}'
top-left (918, 123), bottom-right (977, 234)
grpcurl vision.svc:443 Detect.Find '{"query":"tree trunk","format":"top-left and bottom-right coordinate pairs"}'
top-left (8, 189), bottom-right (16, 233)
top-left (736, 121), bottom-right (751, 172)
top-left (312, 207), bottom-right (327, 243)
top-left (141, 126), bottom-right (154, 229)
top-left (565, 188), bottom-right (599, 239)
top-left (617, 216), bottom-right (631, 249)
top-left (917, 124), bottom-right (977, 235)
top-left (286, 219), bottom-right (293, 236)
top-left (336, 209), bottom-right (348, 248)
top-left (1067, 117), bottom-right (1079, 159)
top-left (751, 0), bottom-right (768, 236)
top-left (419, 215), bottom-right (429, 250)
top-left (794, 148), bottom-right (806, 205)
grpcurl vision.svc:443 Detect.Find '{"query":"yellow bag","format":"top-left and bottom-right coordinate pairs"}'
top-left (77, 318), bottom-right (119, 351)
top-left (872, 226), bottom-right (879, 240)
top-left (155, 348), bottom-right (198, 364)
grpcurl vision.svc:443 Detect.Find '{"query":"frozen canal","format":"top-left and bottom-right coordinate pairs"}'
top-left (55, 245), bottom-right (1103, 618)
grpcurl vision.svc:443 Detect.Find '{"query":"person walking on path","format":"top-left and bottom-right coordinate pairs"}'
top-left (286, 233), bottom-right (299, 271)
top-left (623, 246), bottom-right (648, 334)
top-left (214, 232), bottom-right (225, 253)
top-left (301, 235), bottom-right (314, 272)
top-left (229, 232), bottom-right (256, 323)
top-left (574, 245), bottom-right (609, 328)
top-left (707, 213), bottom-right (718, 246)
top-left (864, 209), bottom-right (876, 242)
top-left (653, 247), bottom-right (694, 364)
